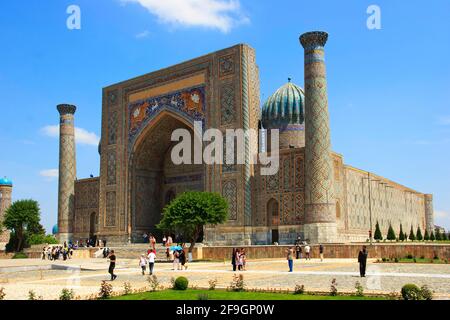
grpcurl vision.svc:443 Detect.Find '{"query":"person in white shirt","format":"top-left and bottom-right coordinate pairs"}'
top-left (147, 249), bottom-right (156, 275)
top-left (304, 244), bottom-right (311, 260)
top-left (139, 254), bottom-right (147, 275)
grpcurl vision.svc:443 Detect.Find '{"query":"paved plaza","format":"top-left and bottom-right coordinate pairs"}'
top-left (0, 257), bottom-right (449, 300)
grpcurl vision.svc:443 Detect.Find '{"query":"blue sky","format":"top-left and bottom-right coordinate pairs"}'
top-left (0, 0), bottom-right (449, 232)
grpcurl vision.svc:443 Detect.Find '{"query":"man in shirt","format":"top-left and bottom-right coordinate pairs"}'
top-left (148, 249), bottom-right (156, 275)
top-left (108, 250), bottom-right (117, 281)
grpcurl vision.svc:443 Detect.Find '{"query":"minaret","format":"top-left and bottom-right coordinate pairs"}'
top-left (57, 104), bottom-right (77, 243)
top-left (0, 177), bottom-right (13, 250)
top-left (424, 194), bottom-right (434, 234)
top-left (300, 31), bottom-right (337, 243)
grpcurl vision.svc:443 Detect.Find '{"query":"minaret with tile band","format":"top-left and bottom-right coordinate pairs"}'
top-left (300, 31), bottom-right (337, 243)
top-left (57, 104), bottom-right (77, 243)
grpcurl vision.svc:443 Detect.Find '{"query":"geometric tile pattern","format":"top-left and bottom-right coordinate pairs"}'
top-left (220, 82), bottom-right (235, 125)
top-left (222, 179), bottom-right (237, 220)
top-left (107, 151), bottom-right (116, 185)
top-left (105, 191), bottom-right (116, 227)
top-left (218, 54), bottom-right (235, 78)
top-left (108, 110), bottom-right (117, 145)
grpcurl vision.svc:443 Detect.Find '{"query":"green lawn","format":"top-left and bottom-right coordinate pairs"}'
top-left (112, 289), bottom-right (388, 300)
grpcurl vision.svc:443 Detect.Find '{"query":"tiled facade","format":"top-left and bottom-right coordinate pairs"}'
top-left (68, 38), bottom-right (434, 245)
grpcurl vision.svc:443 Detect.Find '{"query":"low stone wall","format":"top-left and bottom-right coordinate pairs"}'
top-left (23, 248), bottom-right (96, 259)
top-left (200, 243), bottom-right (450, 260)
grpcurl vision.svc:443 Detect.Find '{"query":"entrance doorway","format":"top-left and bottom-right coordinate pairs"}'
top-left (267, 198), bottom-right (280, 244)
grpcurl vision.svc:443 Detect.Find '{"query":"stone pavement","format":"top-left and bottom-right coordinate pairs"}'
top-left (0, 257), bottom-right (449, 300)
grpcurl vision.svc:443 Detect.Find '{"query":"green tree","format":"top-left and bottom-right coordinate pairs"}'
top-left (374, 221), bottom-right (382, 241)
top-left (157, 192), bottom-right (228, 253)
top-left (424, 229), bottom-right (429, 241)
top-left (399, 224), bottom-right (404, 241)
top-left (430, 230), bottom-right (435, 241)
top-left (442, 232), bottom-right (448, 241)
top-left (435, 229), bottom-right (441, 241)
top-left (416, 226), bottom-right (423, 241)
top-left (2, 200), bottom-right (41, 252)
top-left (404, 231), bottom-right (408, 241)
top-left (408, 226), bottom-right (416, 241)
top-left (387, 224), bottom-right (396, 241)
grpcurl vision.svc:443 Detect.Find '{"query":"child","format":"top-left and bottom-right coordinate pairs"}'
top-left (139, 254), bottom-right (147, 275)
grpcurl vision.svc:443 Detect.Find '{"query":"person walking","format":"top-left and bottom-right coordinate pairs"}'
top-left (173, 249), bottom-right (180, 270)
top-left (150, 235), bottom-right (156, 250)
top-left (319, 244), bottom-right (324, 262)
top-left (179, 248), bottom-right (187, 270)
top-left (236, 249), bottom-right (242, 271)
top-left (139, 254), bottom-right (147, 275)
top-left (287, 247), bottom-right (294, 272)
top-left (148, 249), bottom-right (156, 275)
top-left (162, 235), bottom-right (167, 247)
top-left (358, 246), bottom-right (368, 277)
top-left (240, 249), bottom-right (247, 271)
top-left (295, 243), bottom-right (302, 259)
top-left (108, 250), bottom-right (117, 281)
top-left (304, 244), bottom-right (311, 260)
top-left (231, 248), bottom-right (237, 271)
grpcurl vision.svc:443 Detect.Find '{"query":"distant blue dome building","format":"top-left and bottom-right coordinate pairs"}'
top-left (0, 177), bottom-right (13, 186)
top-left (261, 79), bottom-right (306, 149)
top-left (52, 224), bottom-right (59, 235)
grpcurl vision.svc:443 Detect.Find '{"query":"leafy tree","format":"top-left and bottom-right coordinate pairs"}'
top-left (416, 226), bottom-right (423, 241)
top-left (374, 221), bottom-right (382, 241)
top-left (404, 231), bottom-right (408, 241)
top-left (399, 224), bottom-right (405, 241)
top-left (387, 224), bottom-right (396, 241)
top-left (2, 200), bottom-right (41, 252)
top-left (424, 229), bottom-right (430, 241)
top-left (442, 232), bottom-right (448, 241)
top-left (157, 192), bottom-right (228, 253)
top-left (408, 226), bottom-right (416, 241)
top-left (435, 229), bottom-right (441, 241)
top-left (430, 231), bottom-right (435, 241)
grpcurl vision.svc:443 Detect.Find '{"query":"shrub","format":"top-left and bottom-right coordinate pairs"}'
top-left (424, 229), bottom-right (430, 241)
top-left (147, 275), bottom-right (160, 292)
top-left (330, 278), bottom-right (338, 296)
top-left (0, 287), bottom-right (5, 300)
top-left (123, 282), bottom-right (132, 295)
top-left (28, 290), bottom-right (37, 300)
top-left (99, 281), bottom-right (113, 299)
top-left (208, 278), bottom-right (218, 291)
top-left (406, 253), bottom-right (413, 259)
top-left (420, 285), bottom-right (433, 300)
top-left (416, 227), bottom-right (423, 241)
top-left (408, 226), bottom-right (416, 241)
top-left (430, 231), bottom-right (435, 241)
top-left (355, 281), bottom-right (364, 297)
top-left (12, 252), bottom-right (28, 259)
top-left (433, 255), bottom-right (439, 260)
top-left (230, 274), bottom-right (245, 292)
top-left (401, 284), bottom-right (421, 300)
top-left (399, 224), bottom-right (405, 241)
top-left (59, 288), bottom-right (74, 300)
top-left (294, 284), bottom-right (305, 295)
top-left (173, 276), bottom-right (189, 290)
top-left (382, 257), bottom-right (387, 262)
top-left (197, 293), bottom-right (209, 300)
top-left (394, 257), bottom-right (399, 263)
top-left (374, 221), bottom-right (382, 241)
top-left (387, 224), bottom-right (396, 241)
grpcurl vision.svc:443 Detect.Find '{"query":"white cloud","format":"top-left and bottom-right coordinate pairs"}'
top-left (41, 125), bottom-right (100, 146)
top-left (135, 30), bottom-right (150, 38)
top-left (121, 0), bottom-right (249, 33)
top-left (39, 169), bottom-right (59, 181)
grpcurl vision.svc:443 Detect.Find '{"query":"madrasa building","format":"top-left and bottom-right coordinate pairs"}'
top-left (53, 31), bottom-right (434, 245)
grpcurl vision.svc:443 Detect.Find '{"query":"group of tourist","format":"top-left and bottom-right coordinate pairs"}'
top-left (42, 242), bottom-right (73, 261)
top-left (231, 248), bottom-right (247, 271)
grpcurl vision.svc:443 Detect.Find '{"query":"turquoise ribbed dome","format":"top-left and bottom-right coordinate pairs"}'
top-left (261, 80), bottom-right (305, 130)
top-left (52, 224), bottom-right (59, 235)
top-left (0, 177), bottom-right (12, 186)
